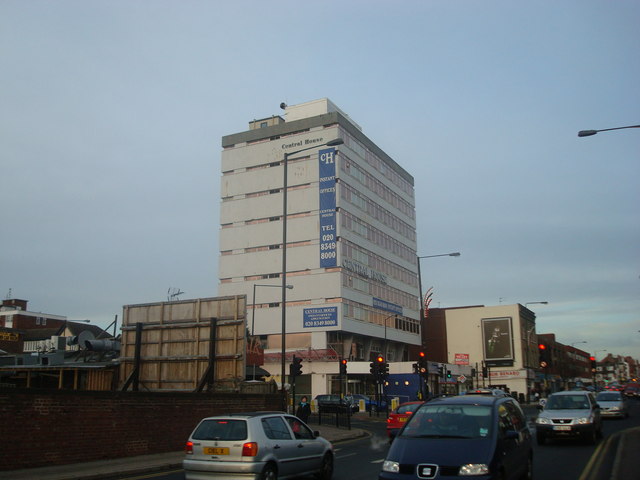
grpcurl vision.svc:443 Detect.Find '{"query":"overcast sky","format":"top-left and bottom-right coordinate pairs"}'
top-left (1, 1), bottom-right (638, 360)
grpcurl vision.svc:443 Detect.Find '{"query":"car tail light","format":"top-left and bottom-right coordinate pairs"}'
top-left (242, 442), bottom-right (258, 457)
top-left (185, 441), bottom-right (193, 454)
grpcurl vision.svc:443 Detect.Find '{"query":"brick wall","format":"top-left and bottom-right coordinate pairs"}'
top-left (0, 389), bottom-right (282, 471)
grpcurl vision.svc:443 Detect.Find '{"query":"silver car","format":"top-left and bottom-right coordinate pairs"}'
top-left (596, 391), bottom-right (629, 418)
top-left (183, 411), bottom-right (333, 480)
top-left (535, 391), bottom-right (602, 444)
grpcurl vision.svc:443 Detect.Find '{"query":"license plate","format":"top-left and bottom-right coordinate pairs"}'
top-left (553, 426), bottom-right (571, 431)
top-left (204, 447), bottom-right (229, 455)
top-left (399, 417), bottom-right (407, 423)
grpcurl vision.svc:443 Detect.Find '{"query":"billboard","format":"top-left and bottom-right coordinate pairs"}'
top-left (482, 317), bottom-right (513, 362)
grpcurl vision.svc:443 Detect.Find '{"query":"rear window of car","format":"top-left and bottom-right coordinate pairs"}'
top-left (192, 419), bottom-right (248, 441)
top-left (396, 403), bottom-right (422, 415)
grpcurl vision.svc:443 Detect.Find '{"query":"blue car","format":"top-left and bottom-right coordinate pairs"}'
top-left (380, 395), bottom-right (532, 480)
top-left (347, 394), bottom-right (387, 412)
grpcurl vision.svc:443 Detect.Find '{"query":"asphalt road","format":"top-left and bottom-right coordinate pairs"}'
top-left (125, 401), bottom-right (640, 480)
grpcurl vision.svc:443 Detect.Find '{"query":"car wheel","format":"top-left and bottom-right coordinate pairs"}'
top-left (261, 463), bottom-right (277, 480)
top-left (536, 432), bottom-right (546, 446)
top-left (315, 453), bottom-right (333, 480)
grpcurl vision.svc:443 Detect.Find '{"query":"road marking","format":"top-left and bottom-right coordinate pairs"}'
top-left (372, 459), bottom-right (385, 463)
top-left (336, 452), bottom-right (358, 459)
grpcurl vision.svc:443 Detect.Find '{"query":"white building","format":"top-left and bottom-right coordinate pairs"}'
top-left (219, 99), bottom-right (420, 399)
top-left (428, 304), bottom-right (539, 399)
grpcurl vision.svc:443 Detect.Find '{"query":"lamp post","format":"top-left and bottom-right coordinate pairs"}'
top-left (252, 284), bottom-right (293, 337)
top-left (578, 124), bottom-right (640, 137)
top-left (417, 252), bottom-right (461, 322)
top-left (281, 137), bottom-right (344, 392)
top-left (382, 314), bottom-right (397, 359)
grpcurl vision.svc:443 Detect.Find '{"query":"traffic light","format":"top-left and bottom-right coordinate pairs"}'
top-left (339, 358), bottom-right (348, 376)
top-left (375, 355), bottom-right (389, 380)
top-left (438, 364), bottom-right (445, 378)
top-left (370, 359), bottom-right (379, 377)
top-left (417, 351), bottom-right (427, 376)
top-left (412, 362), bottom-right (420, 375)
top-left (482, 365), bottom-right (488, 378)
top-left (538, 344), bottom-right (549, 368)
top-left (590, 356), bottom-right (597, 373)
top-left (290, 355), bottom-right (303, 377)
top-left (446, 370), bottom-right (452, 379)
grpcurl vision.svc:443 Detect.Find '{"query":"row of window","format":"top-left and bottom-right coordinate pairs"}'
top-left (340, 152), bottom-right (415, 219)
top-left (342, 298), bottom-right (421, 335)
top-left (343, 272), bottom-right (419, 313)
top-left (340, 181), bottom-right (416, 243)
top-left (341, 210), bottom-right (416, 263)
top-left (342, 238), bottom-right (418, 288)
top-left (342, 132), bottom-right (414, 197)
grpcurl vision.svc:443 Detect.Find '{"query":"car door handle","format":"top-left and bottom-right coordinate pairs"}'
top-left (274, 444), bottom-right (281, 449)
top-left (297, 444), bottom-right (304, 448)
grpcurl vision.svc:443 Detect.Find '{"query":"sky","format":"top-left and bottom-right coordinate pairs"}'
top-left (1, 1), bottom-right (638, 361)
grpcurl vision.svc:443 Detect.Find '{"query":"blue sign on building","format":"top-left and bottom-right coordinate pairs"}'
top-left (319, 147), bottom-right (337, 268)
top-left (373, 297), bottom-right (403, 315)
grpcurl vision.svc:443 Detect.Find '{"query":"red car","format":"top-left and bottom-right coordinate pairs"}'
top-left (386, 401), bottom-right (424, 438)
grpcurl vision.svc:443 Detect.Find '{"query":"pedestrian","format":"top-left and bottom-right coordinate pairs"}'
top-left (296, 395), bottom-right (311, 424)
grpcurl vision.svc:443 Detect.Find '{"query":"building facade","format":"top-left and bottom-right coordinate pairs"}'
top-left (218, 99), bottom-right (421, 399)
top-left (426, 304), bottom-right (539, 400)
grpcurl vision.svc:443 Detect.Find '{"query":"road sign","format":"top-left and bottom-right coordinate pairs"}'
top-left (457, 375), bottom-right (467, 383)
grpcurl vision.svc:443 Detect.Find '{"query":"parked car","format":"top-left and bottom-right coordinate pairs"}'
top-left (380, 395), bottom-right (532, 480)
top-left (345, 393), bottom-right (387, 412)
top-left (596, 391), bottom-right (629, 418)
top-left (314, 394), bottom-right (359, 413)
top-left (535, 390), bottom-right (602, 445)
top-left (623, 382), bottom-right (640, 399)
top-left (183, 411), bottom-right (333, 480)
top-left (386, 401), bottom-right (424, 438)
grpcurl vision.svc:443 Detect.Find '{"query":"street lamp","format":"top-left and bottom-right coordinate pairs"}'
top-left (525, 302), bottom-right (548, 307)
top-left (578, 124), bottom-right (640, 137)
top-left (252, 283), bottom-right (293, 336)
top-left (281, 137), bottom-right (344, 390)
top-left (382, 314), bottom-right (397, 358)
top-left (593, 349), bottom-right (607, 360)
top-left (417, 252), bottom-right (461, 317)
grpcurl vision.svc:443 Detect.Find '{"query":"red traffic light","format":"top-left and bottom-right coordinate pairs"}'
top-left (419, 351), bottom-right (426, 358)
top-left (377, 355), bottom-right (384, 363)
top-left (538, 344), bottom-right (546, 350)
top-left (341, 358), bottom-right (347, 365)
top-left (589, 356), bottom-right (596, 361)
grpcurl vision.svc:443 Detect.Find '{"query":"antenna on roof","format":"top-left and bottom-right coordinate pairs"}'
top-left (167, 288), bottom-right (185, 302)
top-left (5, 288), bottom-right (11, 300)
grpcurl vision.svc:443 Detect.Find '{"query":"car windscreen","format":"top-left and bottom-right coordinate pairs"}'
top-left (596, 393), bottom-right (621, 402)
top-left (400, 404), bottom-right (492, 439)
top-left (192, 419), bottom-right (248, 441)
top-left (545, 395), bottom-right (590, 410)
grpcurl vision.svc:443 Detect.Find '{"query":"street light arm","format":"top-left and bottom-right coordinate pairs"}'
top-left (578, 124), bottom-right (640, 137)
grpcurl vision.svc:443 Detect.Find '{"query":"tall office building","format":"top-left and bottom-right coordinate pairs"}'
top-left (219, 99), bottom-right (420, 396)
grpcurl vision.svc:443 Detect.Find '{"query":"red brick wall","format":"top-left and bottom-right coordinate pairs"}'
top-left (0, 389), bottom-right (282, 471)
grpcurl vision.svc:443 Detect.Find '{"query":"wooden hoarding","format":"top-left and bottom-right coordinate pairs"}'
top-left (120, 296), bottom-right (246, 392)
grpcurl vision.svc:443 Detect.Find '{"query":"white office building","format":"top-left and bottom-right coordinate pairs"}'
top-left (219, 99), bottom-right (420, 397)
